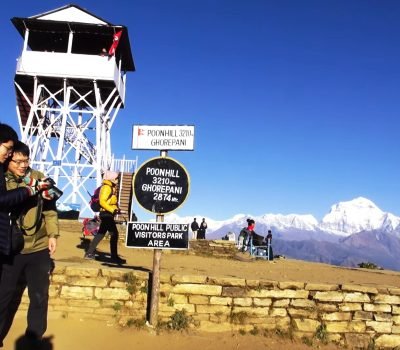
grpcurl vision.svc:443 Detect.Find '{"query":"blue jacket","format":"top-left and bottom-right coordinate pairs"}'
top-left (0, 165), bottom-right (30, 256)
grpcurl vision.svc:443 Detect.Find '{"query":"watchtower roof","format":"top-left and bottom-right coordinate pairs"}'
top-left (11, 4), bottom-right (135, 72)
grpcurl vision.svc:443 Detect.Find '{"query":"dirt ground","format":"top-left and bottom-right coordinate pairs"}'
top-left (4, 220), bottom-right (400, 349)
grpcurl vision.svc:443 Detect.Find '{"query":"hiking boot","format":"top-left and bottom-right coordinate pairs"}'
top-left (84, 253), bottom-right (95, 260)
top-left (111, 256), bottom-right (126, 264)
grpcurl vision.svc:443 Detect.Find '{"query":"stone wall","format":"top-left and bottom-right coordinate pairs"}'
top-left (14, 265), bottom-right (400, 348)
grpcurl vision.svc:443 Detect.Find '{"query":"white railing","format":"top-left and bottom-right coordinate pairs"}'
top-left (111, 155), bottom-right (138, 173)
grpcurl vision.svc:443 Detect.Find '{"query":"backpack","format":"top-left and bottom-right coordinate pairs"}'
top-left (89, 186), bottom-right (102, 212)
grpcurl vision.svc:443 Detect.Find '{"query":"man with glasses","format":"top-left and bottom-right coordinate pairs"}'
top-left (0, 141), bottom-right (60, 347)
top-left (0, 123), bottom-right (43, 260)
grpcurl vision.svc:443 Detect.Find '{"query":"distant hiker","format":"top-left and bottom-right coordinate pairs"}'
top-left (264, 229), bottom-right (274, 261)
top-left (238, 218), bottom-right (263, 252)
top-left (198, 218), bottom-right (207, 239)
top-left (190, 218), bottom-right (199, 240)
top-left (84, 171), bottom-right (126, 264)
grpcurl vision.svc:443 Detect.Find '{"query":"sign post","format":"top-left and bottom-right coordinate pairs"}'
top-left (150, 213), bottom-right (163, 327)
top-left (130, 125), bottom-right (193, 327)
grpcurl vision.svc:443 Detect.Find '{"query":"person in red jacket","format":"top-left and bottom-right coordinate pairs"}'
top-left (84, 171), bottom-right (126, 264)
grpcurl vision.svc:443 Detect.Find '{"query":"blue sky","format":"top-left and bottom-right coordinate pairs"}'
top-left (2, 1), bottom-right (400, 221)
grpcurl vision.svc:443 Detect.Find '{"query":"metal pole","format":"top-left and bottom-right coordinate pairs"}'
top-left (149, 150), bottom-right (167, 326)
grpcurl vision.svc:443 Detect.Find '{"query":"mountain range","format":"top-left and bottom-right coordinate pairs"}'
top-left (165, 197), bottom-right (400, 271)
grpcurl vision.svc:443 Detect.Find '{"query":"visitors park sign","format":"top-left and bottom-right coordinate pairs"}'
top-left (133, 156), bottom-right (190, 214)
top-left (126, 222), bottom-right (189, 249)
top-left (132, 125), bottom-right (194, 151)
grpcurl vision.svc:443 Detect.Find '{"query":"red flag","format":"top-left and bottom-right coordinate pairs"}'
top-left (108, 30), bottom-right (122, 56)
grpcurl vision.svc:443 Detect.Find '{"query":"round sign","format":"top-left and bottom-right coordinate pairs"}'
top-left (133, 156), bottom-right (190, 214)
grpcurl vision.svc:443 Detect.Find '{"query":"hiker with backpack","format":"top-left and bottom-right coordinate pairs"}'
top-left (84, 171), bottom-right (126, 264)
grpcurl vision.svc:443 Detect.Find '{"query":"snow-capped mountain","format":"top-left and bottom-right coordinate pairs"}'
top-left (163, 197), bottom-right (400, 271)
top-left (165, 197), bottom-right (400, 238)
top-left (320, 197), bottom-right (400, 235)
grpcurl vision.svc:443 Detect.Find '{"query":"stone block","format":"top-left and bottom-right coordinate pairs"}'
top-left (168, 293), bottom-right (188, 304)
top-left (325, 321), bottom-right (349, 333)
top-left (245, 279), bottom-right (261, 288)
top-left (253, 298), bottom-right (272, 306)
top-left (222, 286), bottom-right (246, 297)
top-left (232, 297), bottom-right (251, 306)
top-left (322, 312), bottom-right (352, 321)
top-left (339, 303), bottom-right (362, 312)
top-left (52, 265), bottom-right (66, 274)
top-left (172, 283), bottom-right (222, 296)
top-left (65, 267), bottom-right (99, 277)
top-left (69, 276), bottom-right (108, 287)
top-left (60, 286), bottom-right (93, 300)
top-left (258, 279), bottom-right (278, 288)
top-left (51, 274), bottom-right (67, 284)
top-left (278, 281), bottom-right (305, 290)
top-left (343, 292), bottom-right (370, 303)
top-left (314, 291), bottom-right (344, 302)
top-left (348, 321), bottom-right (366, 333)
top-left (288, 308), bottom-right (318, 319)
top-left (207, 277), bottom-right (246, 287)
top-left (375, 334), bottom-right (400, 348)
top-left (269, 308), bottom-right (287, 317)
top-left (393, 306), bottom-right (400, 315)
top-left (276, 317), bottom-right (291, 330)
top-left (364, 303), bottom-right (391, 312)
top-left (305, 283), bottom-right (339, 291)
top-left (374, 313), bottom-right (392, 322)
top-left (210, 296), bottom-right (233, 306)
top-left (392, 325), bottom-right (400, 334)
top-left (273, 299), bottom-right (290, 307)
top-left (246, 289), bottom-right (309, 299)
top-left (109, 281), bottom-right (127, 288)
top-left (173, 303), bottom-right (195, 313)
top-left (388, 287), bottom-right (400, 296)
top-left (292, 318), bottom-right (320, 332)
top-left (209, 313), bottom-right (228, 323)
top-left (101, 269), bottom-right (130, 279)
top-left (49, 285), bottom-right (60, 298)
top-left (366, 321), bottom-right (392, 333)
top-left (374, 294), bottom-right (400, 304)
top-left (94, 287), bottom-right (131, 300)
top-left (290, 299), bottom-right (316, 308)
top-left (317, 303), bottom-right (338, 312)
top-left (341, 284), bottom-right (378, 294)
top-left (233, 306), bottom-right (269, 317)
top-left (171, 275), bottom-right (207, 284)
top-left (353, 311), bottom-right (373, 320)
top-left (196, 304), bottom-right (231, 315)
top-left (188, 295), bottom-right (209, 304)
top-left (393, 315), bottom-right (400, 325)
top-left (344, 333), bottom-right (372, 349)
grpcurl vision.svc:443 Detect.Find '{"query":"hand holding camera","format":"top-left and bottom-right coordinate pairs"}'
top-left (23, 176), bottom-right (63, 200)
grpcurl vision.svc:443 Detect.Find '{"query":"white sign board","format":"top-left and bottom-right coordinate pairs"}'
top-left (132, 125), bottom-right (195, 151)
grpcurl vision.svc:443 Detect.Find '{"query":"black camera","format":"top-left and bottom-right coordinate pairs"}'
top-left (42, 177), bottom-right (63, 200)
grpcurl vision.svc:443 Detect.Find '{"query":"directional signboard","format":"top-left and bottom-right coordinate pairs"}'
top-left (126, 222), bottom-right (189, 249)
top-left (133, 157), bottom-right (190, 214)
top-left (132, 125), bottom-right (195, 151)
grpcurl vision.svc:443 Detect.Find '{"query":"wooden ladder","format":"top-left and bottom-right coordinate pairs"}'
top-left (116, 172), bottom-right (134, 223)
